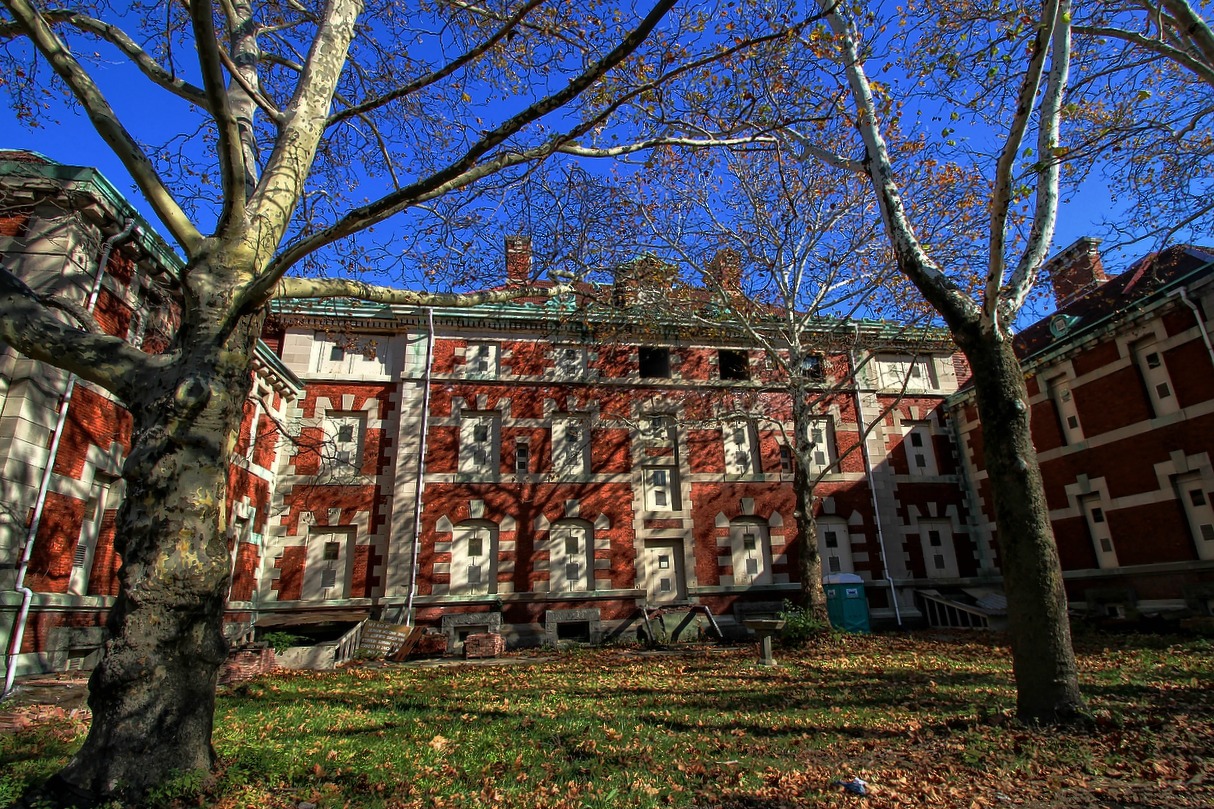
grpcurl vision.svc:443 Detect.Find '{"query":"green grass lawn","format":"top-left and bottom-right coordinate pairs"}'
top-left (3, 632), bottom-right (1213, 808)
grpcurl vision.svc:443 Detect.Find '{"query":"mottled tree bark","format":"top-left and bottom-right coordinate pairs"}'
top-left (46, 257), bottom-right (263, 804)
top-left (954, 327), bottom-right (1084, 723)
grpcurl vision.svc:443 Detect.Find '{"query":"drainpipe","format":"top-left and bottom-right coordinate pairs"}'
top-left (4, 218), bottom-right (136, 699)
top-left (405, 307), bottom-right (436, 625)
top-left (1174, 286), bottom-right (1214, 367)
top-left (850, 330), bottom-right (903, 626)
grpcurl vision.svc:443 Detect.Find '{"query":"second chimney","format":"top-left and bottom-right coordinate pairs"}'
top-left (1044, 236), bottom-right (1106, 308)
top-left (707, 248), bottom-right (742, 292)
top-left (505, 235), bottom-right (532, 285)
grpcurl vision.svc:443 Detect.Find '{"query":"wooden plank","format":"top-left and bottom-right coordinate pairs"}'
top-left (388, 626), bottom-right (427, 662)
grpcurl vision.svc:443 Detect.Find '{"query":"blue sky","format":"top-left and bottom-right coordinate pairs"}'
top-left (0, 0), bottom-right (1155, 305)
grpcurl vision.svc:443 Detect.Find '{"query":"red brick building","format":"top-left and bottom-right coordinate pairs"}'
top-left (260, 243), bottom-right (972, 649)
top-left (34, 156), bottom-right (1203, 674)
top-left (950, 238), bottom-right (1214, 621)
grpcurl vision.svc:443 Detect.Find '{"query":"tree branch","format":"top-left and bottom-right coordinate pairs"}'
top-left (327, 0), bottom-right (546, 127)
top-left (1160, 0), bottom-right (1214, 73)
top-left (1, 0), bottom-right (204, 254)
top-left (0, 266), bottom-right (170, 402)
top-left (244, 0), bottom-right (363, 267)
top-left (249, 0), bottom-right (680, 301)
top-left (1073, 22), bottom-right (1214, 87)
top-left (272, 276), bottom-right (572, 306)
top-left (1001, 0), bottom-right (1072, 323)
top-left (984, 0), bottom-right (1059, 327)
top-left (818, 0), bottom-right (978, 328)
top-left (189, 0), bottom-right (247, 226)
top-left (0, 10), bottom-right (210, 107)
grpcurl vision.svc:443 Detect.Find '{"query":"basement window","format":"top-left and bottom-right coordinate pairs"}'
top-left (556, 621), bottom-right (592, 643)
top-left (719, 349), bottom-right (750, 381)
top-left (639, 347), bottom-right (671, 378)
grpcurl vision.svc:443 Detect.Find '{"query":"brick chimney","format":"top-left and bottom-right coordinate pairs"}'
top-left (505, 235), bottom-right (532, 285)
top-left (707, 248), bottom-right (741, 292)
top-left (1044, 236), bottom-right (1106, 308)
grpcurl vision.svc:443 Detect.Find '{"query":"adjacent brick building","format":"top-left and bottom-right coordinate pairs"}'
top-left (260, 285), bottom-right (969, 648)
top-left (950, 239), bottom-right (1214, 620)
top-left (0, 154), bottom-right (300, 678)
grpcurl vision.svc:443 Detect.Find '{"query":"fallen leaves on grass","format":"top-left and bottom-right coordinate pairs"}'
top-left (3, 633), bottom-right (1213, 809)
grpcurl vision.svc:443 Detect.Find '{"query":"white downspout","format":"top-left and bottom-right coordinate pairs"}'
top-left (850, 332), bottom-right (903, 626)
top-left (1174, 286), bottom-right (1214, 367)
top-left (4, 218), bottom-right (136, 699)
top-left (404, 308), bottom-right (436, 625)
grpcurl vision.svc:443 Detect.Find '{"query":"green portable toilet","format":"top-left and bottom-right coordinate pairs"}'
top-left (823, 573), bottom-right (870, 633)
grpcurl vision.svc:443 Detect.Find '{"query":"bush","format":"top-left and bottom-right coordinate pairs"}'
top-left (777, 601), bottom-right (829, 647)
top-left (260, 631), bottom-right (305, 653)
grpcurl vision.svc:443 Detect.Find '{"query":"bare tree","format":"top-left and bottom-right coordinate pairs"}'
top-left (794, 0), bottom-right (1086, 722)
top-left (899, 0), bottom-right (1214, 250)
top-left (626, 146), bottom-right (941, 623)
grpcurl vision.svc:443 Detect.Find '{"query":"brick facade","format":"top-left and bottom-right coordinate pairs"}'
top-left (19, 157), bottom-right (1212, 676)
top-left (951, 242), bottom-right (1214, 618)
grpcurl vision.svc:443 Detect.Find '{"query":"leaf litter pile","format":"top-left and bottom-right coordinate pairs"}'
top-left (2, 632), bottom-right (1211, 808)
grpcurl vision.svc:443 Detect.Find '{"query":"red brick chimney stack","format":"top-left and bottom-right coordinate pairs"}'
top-left (1045, 236), bottom-right (1106, 308)
top-left (708, 248), bottom-right (742, 292)
top-left (505, 235), bottom-right (532, 285)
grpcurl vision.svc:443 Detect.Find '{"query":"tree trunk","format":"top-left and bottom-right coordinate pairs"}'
top-left (957, 328), bottom-right (1085, 724)
top-left (45, 300), bottom-right (261, 805)
top-left (791, 389), bottom-right (829, 623)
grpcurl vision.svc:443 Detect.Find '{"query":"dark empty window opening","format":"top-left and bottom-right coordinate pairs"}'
top-left (639, 347), bottom-right (671, 378)
top-left (1191, 489), bottom-right (1208, 507)
top-left (323, 541), bottom-right (341, 561)
top-left (330, 345), bottom-right (344, 362)
top-left (515, 442), bottom-right (529, 472)
top-left (719, 349), bottom-right (750, 381)
top-left (779, 446), bottom-right (793, 473)
top-left (556, 621), bottom-right (592, 643)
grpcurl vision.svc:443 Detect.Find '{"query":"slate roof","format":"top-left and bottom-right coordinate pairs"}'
top-left (1013, 245), bottom-right (1214, 363)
